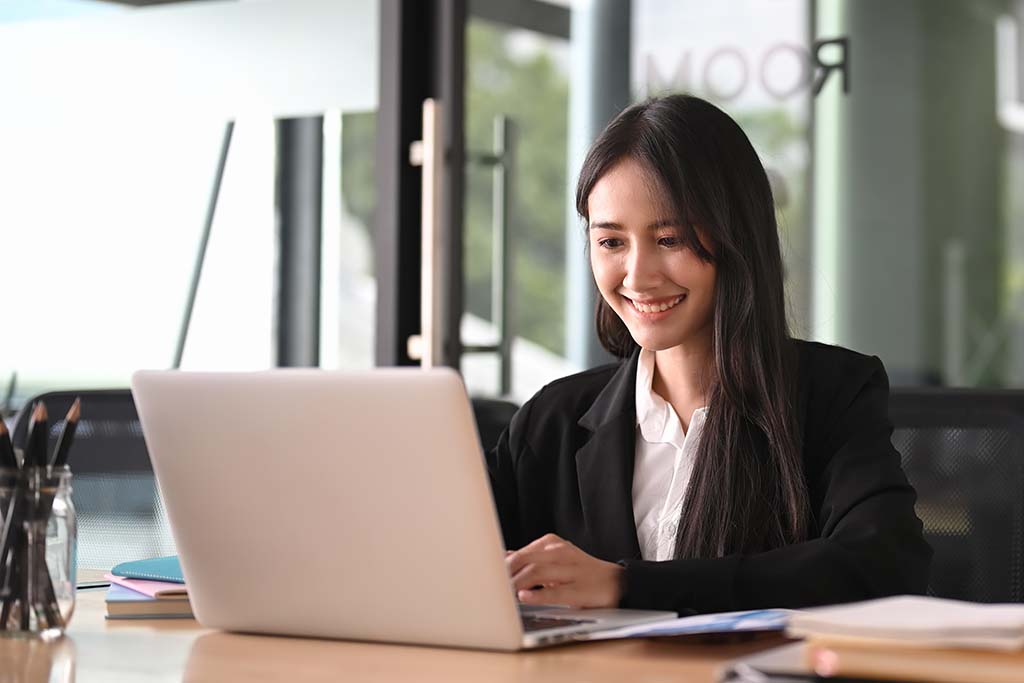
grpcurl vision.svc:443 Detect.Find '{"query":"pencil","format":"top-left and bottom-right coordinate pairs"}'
top-left (0, 489), bottom-right (24, 625)
top-left (0, 421), bottom-right (15, 470)
top-left (50, 399), bottom-right (79, 468)
top-left (0, 495), bottom-right (20, 563)
top-left (24, 403), bottom-right (48, 469)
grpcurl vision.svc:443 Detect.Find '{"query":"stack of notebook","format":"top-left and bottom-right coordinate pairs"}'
top-left (787, 595), bottom-right (1024, 683)
top-left (104, 555), bottom-right (193, 620)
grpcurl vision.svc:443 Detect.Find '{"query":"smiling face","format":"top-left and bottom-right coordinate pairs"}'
top-left (587, 157), bottom-right (717, 354)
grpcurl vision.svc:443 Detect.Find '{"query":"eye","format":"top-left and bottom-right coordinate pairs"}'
top-left (597, 238), bottom-right (623, 249)
top-left (657, 235), bottom-right (681, 248)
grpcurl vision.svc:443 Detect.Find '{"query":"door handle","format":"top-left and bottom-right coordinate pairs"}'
top-left (408, 98), bottom-right (445, 368)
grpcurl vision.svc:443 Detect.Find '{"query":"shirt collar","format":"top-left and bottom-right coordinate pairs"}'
top-left (634, 348), bottom-right (658, 431)
top-left (635, 348), bottom-right (679, 445)
top-left (635, 348), bottom-right (707, 447)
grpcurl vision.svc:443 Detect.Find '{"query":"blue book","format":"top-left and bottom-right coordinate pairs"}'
top-left (105, 583), bottom-right (192, 620)
top-left (110, 555), bottom-right (184, 584)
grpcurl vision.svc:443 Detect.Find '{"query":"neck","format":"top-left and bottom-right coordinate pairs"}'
top-left (651, 335), bottom-right (714, 422)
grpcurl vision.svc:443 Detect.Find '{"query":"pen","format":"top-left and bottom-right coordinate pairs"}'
top-left (0, 400), bottom-right (76, 631)
top-left (50, 399), bottom-right (80, 468)
top-left (25, 403), bottom-right (49, 469)
top-left (0, 422), bottom-right (15, 470)
top-left (4, 403), bottom-right (42, 629)
top-left (40, 402), bottom-right (78, 625)
top-left (0, 372), bottom-right (14, 417)
top-left (0, 494), bottom-right (17, 569)
top-left (0, 419), bottom-right (15, 628)
top-left (724, 663), bottom-right (907, 683)
top-left (0, 484), bottom-right (24, 627)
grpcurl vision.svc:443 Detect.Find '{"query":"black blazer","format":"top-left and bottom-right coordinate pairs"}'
top-left (486, 340), bottom-right (932, 615)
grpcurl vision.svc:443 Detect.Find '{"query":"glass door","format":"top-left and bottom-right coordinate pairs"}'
top-left (460, 4), bottom-right (576, 402)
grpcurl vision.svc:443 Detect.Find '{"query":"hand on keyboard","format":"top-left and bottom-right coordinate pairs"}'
top-left (505, 533), bottom-right (624, 609)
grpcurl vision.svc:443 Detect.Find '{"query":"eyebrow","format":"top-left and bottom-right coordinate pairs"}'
top-left (588, 219), bottom-right (680, 231)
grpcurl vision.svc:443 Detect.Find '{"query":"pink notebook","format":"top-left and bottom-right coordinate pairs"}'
top-left (104, 573), bottom-right (188, 599)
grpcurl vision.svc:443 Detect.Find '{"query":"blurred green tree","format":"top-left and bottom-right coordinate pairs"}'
top-left (465, 19), bottom-right (569, 355)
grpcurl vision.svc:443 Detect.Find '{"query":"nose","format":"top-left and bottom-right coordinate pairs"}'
top-left (622, 242), bottom-right (663, 293)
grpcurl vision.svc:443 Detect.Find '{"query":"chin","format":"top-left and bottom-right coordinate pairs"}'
top-left (637, 341), bottom-right (681, 352)
top-left (623, 330), bottom-right (686, 352)
top-left (621, 319), bottom-right (711, 352)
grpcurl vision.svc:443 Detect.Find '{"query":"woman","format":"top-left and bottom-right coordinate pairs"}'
top-left (487, 94), bottom-right (931, 616)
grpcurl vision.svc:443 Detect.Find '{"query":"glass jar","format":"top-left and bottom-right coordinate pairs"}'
top-left (0, 466), bottom-right (76, 639)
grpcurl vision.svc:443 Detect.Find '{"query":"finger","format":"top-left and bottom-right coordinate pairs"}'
top-left (517, 584), bottom-right (580, 608)
top-left (506, 544), bottom-right (574, 577)
top-left (519, 533), bottom-right (568, 553)
top-left (510, 562), bottom-right (576, 591)
top-left (506, 538), bottom-right (576, 575)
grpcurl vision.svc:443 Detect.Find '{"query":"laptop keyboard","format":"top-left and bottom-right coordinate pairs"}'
top-left (521, 614), bottom-right (596, 632)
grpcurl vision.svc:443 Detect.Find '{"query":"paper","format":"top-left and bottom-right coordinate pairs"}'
top-left (582, 608), bottom-right (794, 640)
top-left (787, 596), bottom-right (1024, 651)
top-left (104, 573), bottom-right (188, 599)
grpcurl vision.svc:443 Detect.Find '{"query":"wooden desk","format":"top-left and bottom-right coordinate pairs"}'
top-left (1, 589), bottom-right (790, 682)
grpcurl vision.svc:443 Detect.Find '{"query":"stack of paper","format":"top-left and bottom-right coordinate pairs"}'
top-left (103, 560), bottom-right (192, 620)
top-left (104, 583), bottom-right (192, 620)
top-left (787, 596), bottom-right (1024, 683)
top-left (788, 595), bottom-right (1024, 650)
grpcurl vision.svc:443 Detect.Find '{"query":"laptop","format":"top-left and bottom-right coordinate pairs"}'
top-left (130, 368), bottom-right (676, 650)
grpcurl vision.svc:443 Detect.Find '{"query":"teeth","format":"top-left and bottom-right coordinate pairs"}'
top-left (631, 295), bottom-right (684, 314)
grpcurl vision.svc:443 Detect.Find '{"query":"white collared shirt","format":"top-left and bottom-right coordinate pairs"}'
top-left (632, 348), bottom-right (707, 561)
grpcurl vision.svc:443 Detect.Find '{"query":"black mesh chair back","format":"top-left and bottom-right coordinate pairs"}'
top-left (11, 390), bottom-right (176, 571)
top-left (471, 398), bottom-right (519, 454)
top-left (889, 388), bottom-right (1024, 602)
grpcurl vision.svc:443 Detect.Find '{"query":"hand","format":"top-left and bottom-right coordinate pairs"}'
top-left (505, 533), bottom-right (624, 608)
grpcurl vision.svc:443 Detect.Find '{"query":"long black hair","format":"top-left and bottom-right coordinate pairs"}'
top-left (576, 94), bottom-right (809, 558)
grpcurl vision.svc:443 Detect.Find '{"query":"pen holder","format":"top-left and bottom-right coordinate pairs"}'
top-left (0, 466), bottom-right (76, 639)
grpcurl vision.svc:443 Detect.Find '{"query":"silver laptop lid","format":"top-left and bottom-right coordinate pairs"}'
top-left (131, 368), bottom-right (523, 650)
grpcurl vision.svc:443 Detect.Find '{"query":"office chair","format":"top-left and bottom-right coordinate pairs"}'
top-left (889, 388), bottom-right (1024, 603)
top-left (11, 390), bottom-right (176, 572)
top-left (470, 397), bottom-right (519, 454)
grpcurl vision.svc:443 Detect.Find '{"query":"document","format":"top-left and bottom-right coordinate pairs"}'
top-left (787, 595), bottom-right (1024, 650)
top-left (581, 608), bottom-right (794, 640)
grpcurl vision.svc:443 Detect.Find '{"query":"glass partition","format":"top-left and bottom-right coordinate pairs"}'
top-left (0, 0), bottom-right (379, 406)
top-left (464, 0), bottom-right (1024, 398)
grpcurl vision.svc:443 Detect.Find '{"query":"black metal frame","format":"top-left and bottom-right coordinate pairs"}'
top-left (468, 0), bottom-right (569, 39)
top-left (375, 0), bottom-right (466, 368)
top-left (375, 0), bottom-right (430, 367)
top-left (434, 0), bottom-right (467, 369)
